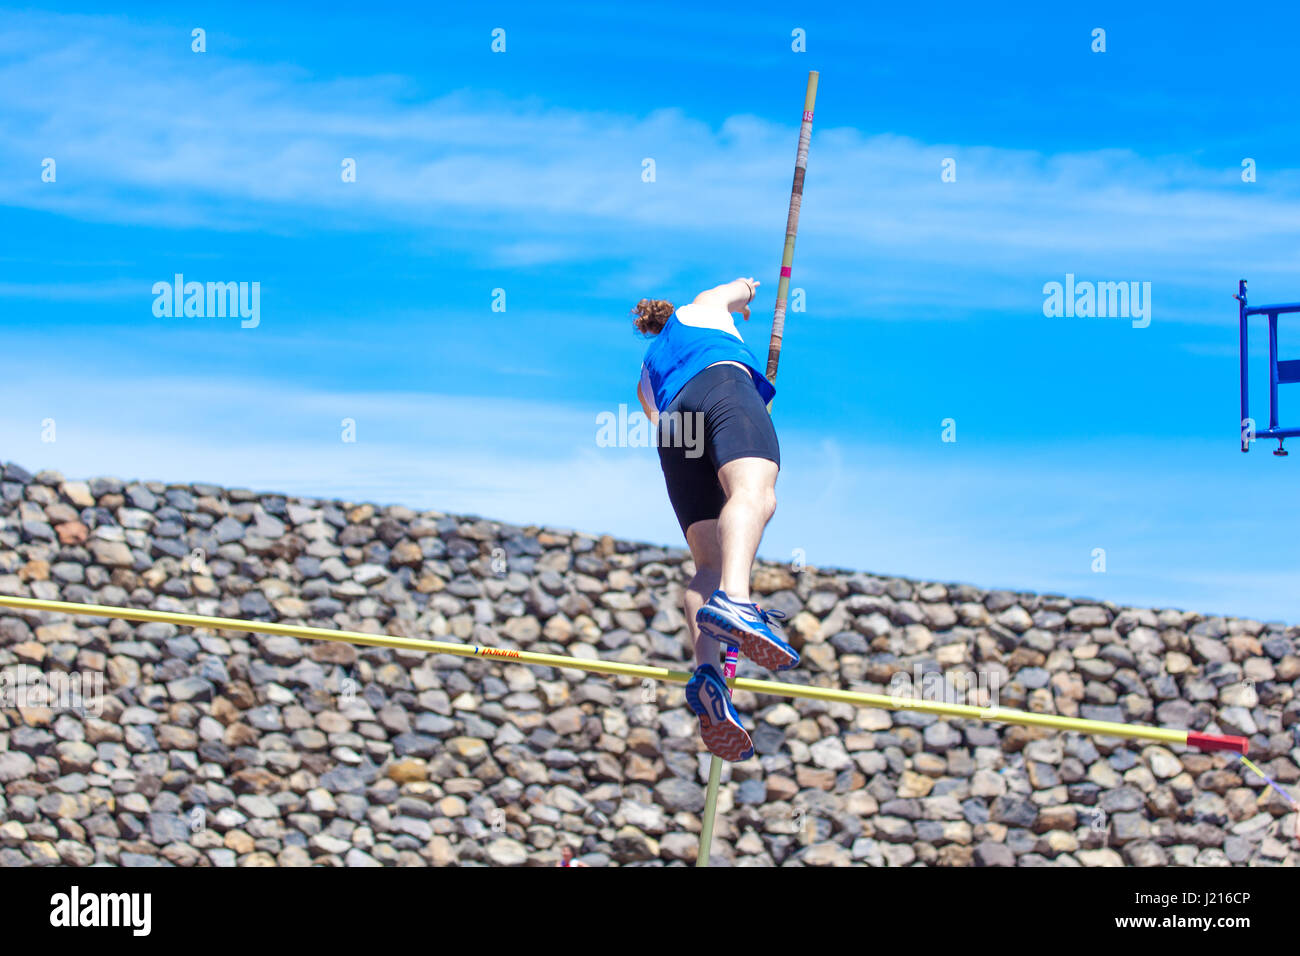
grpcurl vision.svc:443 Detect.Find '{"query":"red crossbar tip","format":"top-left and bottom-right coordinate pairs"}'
top-left (1187, 731), bottom-right (1249, 754)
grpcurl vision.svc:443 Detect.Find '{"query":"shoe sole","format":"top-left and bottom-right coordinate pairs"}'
top-left (685, 677), bottom-right (754, 762)
top-left (697, 607), bottom-right (800, 672)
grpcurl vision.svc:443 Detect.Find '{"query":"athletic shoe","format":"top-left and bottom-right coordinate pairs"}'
top-left (684, 663), bottom-right (754, 762)
top-left (696, 590), bottom-right (800, 671)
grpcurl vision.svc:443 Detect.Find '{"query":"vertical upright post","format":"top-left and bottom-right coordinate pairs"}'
top-left (697, 70), bottom-right (818, 868)
top-left (1269, 312), bottom-right (1280, 430)
top-left (1239, 279), bottom-right (1249, 452)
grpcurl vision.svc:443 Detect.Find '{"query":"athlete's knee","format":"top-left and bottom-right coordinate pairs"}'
top-left (730, 480), bottom-right (775, 520)
top-left (741, 477), bottom-right (776, 510)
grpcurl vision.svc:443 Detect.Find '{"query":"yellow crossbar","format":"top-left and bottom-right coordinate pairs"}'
top-left (0, 594), bottom-right (1247, 755)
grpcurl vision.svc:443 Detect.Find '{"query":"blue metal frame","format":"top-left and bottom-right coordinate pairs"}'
top-left (1238, 278), bottom-right (1300, 455)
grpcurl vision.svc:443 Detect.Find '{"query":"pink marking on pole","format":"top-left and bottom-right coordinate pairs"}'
top-left (780, 267), bottom-right (792, 277)
top-left (723, 646), bottom-right (739, 681)
top-left (802, 111), bottom-right (814, 121)
top-left (1186, 731), bottom-right (1249, 754)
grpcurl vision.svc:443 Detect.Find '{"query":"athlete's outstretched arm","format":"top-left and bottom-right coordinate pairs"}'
top-left (693, 278), bottom-right (760, 319)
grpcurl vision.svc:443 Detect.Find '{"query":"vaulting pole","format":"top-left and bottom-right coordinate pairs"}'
top-left (764, 69), bottom-right (818, 387)
top-left (695, 644), bottom-right (738, 867)
top-left (698, 71), bottom-right (819, 862)
top-left (701, 70), bottom-right (815, 867)
top-left (0, 595), bottom-right (1250, 756)
top-left (698, 71), bottom-right (820, 865)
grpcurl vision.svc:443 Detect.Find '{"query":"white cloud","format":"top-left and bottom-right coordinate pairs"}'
top-left (4, 10), bottom-right (1300, 318)
top-left (0, 279), bottom-right (143, 301)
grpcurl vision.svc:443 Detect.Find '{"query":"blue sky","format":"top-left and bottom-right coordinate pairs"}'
top-left (4, 3), bottom-right (1300, 621)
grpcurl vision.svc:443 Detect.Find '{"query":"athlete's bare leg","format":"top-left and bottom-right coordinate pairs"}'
top-left (684, 519), bottom-right (723, 669)
top-left (715, 457), bottom-right (778, 603)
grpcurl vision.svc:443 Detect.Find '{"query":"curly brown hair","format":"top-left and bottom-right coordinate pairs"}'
top-left (631, 298), bottom-right (674, 336)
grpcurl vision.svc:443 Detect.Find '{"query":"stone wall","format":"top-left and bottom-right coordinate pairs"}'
top-left (0, 461), bottom-right (1297, 866)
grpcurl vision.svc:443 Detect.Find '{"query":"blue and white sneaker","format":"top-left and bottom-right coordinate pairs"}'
top-left (684, 663), bottom-right (754, 762)
top-left (696, 590), bottom-right (800, 671)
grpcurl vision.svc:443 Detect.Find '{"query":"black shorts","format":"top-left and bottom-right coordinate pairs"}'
top-left (656, 363), bottom-right (780, 535)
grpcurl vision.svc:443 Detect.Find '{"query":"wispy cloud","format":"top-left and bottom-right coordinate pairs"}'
top-left (0, 279), bottom-right (144, 301)
top-left (4, 11), bottom-right (1300, 323)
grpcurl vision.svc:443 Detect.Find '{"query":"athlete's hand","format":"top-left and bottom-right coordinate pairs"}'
top-left (697, 277), bottom-right (760, 318)
top-left (738, 278), bottom-right (760, 320)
